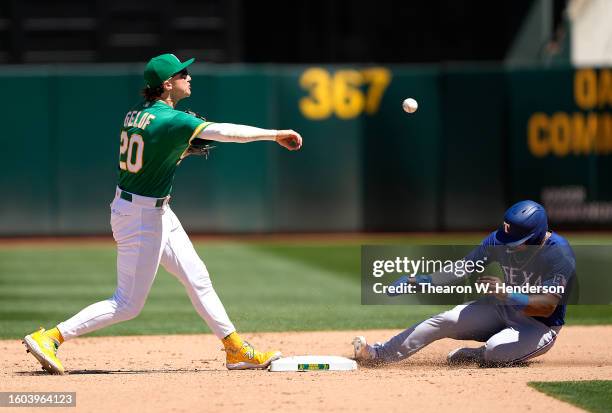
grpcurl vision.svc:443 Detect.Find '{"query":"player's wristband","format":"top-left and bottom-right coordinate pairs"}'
top-left (506, 293), bottom-right (529, 309)
top-left (415, 275), bottom-right (432, 285)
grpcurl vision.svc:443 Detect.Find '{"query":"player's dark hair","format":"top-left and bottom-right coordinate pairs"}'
top-left (141, 85), bottom-right (164, 102)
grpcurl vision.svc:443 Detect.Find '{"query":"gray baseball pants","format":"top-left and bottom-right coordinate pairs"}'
top-left (375, 297), bottom-right (561, 364)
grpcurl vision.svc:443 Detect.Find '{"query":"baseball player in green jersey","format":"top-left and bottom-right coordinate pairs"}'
top-left (23, 53), bottom-right (302, 374)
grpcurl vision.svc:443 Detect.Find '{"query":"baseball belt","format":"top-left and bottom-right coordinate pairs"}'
top-left (119, 190), bottom-right (170, 208)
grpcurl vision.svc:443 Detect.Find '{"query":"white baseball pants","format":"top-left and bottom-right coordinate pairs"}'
top-left (57, 190), bottom-right (236, 340)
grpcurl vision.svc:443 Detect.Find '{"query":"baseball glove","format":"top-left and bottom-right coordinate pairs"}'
top-left (184, 109), bottom-right (215, 159)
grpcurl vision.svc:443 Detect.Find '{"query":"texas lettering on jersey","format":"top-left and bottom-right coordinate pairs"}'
top-left (500, 267), bottom-right (541, 286)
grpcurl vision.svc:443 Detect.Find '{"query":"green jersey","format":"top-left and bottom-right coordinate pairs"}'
top-left (117, 100), bottom-right (211, 198)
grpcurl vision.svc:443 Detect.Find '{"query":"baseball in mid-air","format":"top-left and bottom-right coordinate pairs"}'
top-left (402, 98), bottom-right (418, 113)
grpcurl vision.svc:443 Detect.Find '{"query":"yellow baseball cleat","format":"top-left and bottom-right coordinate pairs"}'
top-left (225, 341), bottom-right (281, 370)
top-left (23, 328), bottom-right (65, 375)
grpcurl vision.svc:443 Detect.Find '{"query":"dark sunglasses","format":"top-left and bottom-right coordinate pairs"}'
top-left (173, 68), bottom-right (189, 79)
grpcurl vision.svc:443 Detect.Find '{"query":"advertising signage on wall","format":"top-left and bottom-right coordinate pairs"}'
top-left (509, 67), bottom-right (612, 227)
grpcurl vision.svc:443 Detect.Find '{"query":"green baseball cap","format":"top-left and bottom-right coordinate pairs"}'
top-left (144, 53), bottom-right (195, 88)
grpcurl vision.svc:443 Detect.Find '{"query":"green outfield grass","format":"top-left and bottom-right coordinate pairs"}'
top-left (529, 381), bottom-right (612, 413)
top-left (0, 235), bottom-right (611, 339)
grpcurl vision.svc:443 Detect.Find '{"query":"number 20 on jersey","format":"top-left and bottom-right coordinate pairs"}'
top-left (119, 131), bottom-right (144, 173)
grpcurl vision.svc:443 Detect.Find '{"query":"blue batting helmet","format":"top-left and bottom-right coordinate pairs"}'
top-left (494, 200), bottom-right (548, 246)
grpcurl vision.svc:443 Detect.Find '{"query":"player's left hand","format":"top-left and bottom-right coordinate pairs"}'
top-left (477, 276), bottom-right (507, 300)
top-left (276, 130), bottom-right (302, 151)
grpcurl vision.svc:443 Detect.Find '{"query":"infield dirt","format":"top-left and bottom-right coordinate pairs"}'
top-left (3, 326), bottom-right (611, 412)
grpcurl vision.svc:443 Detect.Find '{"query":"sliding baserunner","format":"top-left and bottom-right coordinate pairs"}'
top-left (354, 200), bottom-right (574, 366)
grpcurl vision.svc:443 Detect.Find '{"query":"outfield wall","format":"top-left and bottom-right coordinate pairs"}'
top-left (0, 64), bottom-right (610, 235)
